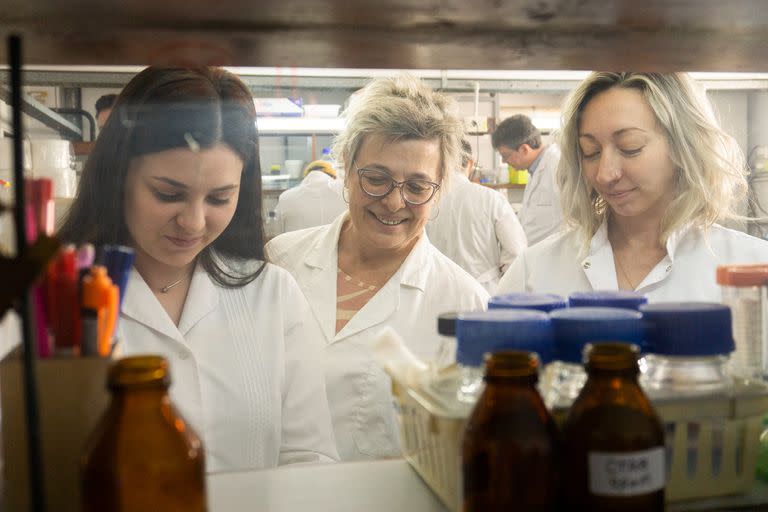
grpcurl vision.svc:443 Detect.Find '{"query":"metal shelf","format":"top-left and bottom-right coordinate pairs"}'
top-left (0, 85), bottom-right (82, 140)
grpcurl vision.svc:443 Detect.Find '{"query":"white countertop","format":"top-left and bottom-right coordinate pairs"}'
top-left (208, 457), bottom-right (768, 512)
top-left (209, 458), bottom-right (447, 512)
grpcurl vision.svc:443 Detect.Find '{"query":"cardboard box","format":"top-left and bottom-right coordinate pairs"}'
top-left (1, 351), bottom-right (111, 512)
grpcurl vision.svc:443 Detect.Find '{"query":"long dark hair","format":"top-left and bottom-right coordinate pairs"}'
top-left (58, 67), bottom-right (266, 287)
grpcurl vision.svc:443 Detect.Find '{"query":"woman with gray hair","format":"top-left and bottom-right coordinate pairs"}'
top-left (497, 72), bottom-right (768, 300)
top-left (267, 75), bottom-right (488, 460)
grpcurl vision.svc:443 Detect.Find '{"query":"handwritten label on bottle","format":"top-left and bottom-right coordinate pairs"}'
top-left (588, 448), bottom-right (665, 496)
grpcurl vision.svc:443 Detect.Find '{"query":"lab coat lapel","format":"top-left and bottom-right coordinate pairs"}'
top-left (334, 234), bottom-right (431, 342)
top-left (580, 221), bottom-right (620, 290)
top-left (635, 223), bottom-right (690, 291)
top-left (121, 269), bottom-right (185, 344)
top-left (301, 216), bottom-right (343, 344)
top-left (177, 265), bottom-right (219, 336)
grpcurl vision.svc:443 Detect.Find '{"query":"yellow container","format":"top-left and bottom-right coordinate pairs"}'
top-left (507, 166), bottom-right (529, 185)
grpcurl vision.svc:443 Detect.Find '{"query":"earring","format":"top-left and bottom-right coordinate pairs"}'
top-left (429, 205), bottom-right (440, 221)
top-left (342, 187), bottom-right (349, 204)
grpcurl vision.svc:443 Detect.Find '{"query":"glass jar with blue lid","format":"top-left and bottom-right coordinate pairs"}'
top-left (639, 302), bottom-right (734, 397)
top-left (568, 290), bottom-right (648, 310)
top-left (456, 310), bottom-right (554, 404)
top-left (488, 293), bottom-right (567, 313)
top-left (545, 307), bottom-right (645, 412)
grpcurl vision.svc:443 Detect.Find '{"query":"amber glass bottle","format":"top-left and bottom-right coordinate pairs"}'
top-left (462, 351), bottom-right (560, 511)
top-left (81, 355), bottom-right (207, 512)
top-left (563, 342), bottom-right (665, 511)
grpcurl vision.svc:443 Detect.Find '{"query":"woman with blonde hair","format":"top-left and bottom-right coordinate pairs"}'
top-left (497, 72), bottom-right (768, 300)
top-left (268, 74), bottom-right (488, 460)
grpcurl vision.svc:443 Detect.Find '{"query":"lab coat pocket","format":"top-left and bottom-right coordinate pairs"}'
top-left (352, 360), bottom-right (402, 458)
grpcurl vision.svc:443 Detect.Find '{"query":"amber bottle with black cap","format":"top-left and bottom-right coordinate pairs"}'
top-left (81, 355), bottom-right (206, 511)
top-left (462, 350), bottom-right (560, 511)
top-left (563, 342), bottom-right (665, 511)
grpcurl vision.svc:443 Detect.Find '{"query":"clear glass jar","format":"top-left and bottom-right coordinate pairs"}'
top-left (717, 265), bottom-right (768, 382)
top-left (639, 302), bottom-right (735, 479)
top-left (455, 309), bottom-right (553, 405)
top-left (639, 302), bottom-right (735, 398)
top-left (458, 365), bottom-right (485, 404)
top-left (641, 354), bottom-right (731, 397)
top-left (543, 361), bottom-right (588, 410)
top-left (545, 307), bottom-right (644, 412)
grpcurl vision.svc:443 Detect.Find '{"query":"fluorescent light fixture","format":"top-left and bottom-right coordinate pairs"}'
top-left (256, 117), bottom-right (345, 134)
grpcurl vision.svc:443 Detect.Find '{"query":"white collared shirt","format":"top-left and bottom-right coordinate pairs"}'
top-left (427, 172), bottom-right (528, 295)
top-left (274, 172), bottom-right (348, 234)
top-left (497, 220), bottom-right (768, 301)
top-left (267, 213), bottom-right (489, 460)
top-left (518, 144), bottom-right (564, 245)
top-left (118, 262), bottom-right (339, 473)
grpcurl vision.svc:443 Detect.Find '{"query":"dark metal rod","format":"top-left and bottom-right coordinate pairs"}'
top-left (52, 107), bottom-right (96, 141)
top-left (10, 34), bottom-right (46, 512)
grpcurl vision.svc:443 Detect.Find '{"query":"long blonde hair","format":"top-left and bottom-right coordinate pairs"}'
top-left (557, 72), bottom-right (748, 247)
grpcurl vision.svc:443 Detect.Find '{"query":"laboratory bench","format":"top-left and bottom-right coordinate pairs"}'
top-left (208, 458), bottom-right (768, 512)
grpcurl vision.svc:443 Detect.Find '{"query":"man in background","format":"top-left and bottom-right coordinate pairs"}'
top-left (95, 94), bottom-right (118, 130)
top-left (427, 139), bottom-right (527, 294)
top-left (492, 114), bottom-right (563, 245)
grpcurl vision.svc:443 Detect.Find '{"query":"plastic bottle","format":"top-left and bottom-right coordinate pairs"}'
top-left (640, 302), bottom-right (734, 397)
top-left (488, 292), bottom-right (567, 313)
top-left (544, 307), bottom-right (645, 415)
top-left (563, 343), bottom-right (665, 510)
top-left (455, 310), bottom-right (554, 404)
top-left (568, 290), bottom-right (648, 310)
top-left (264, 210), bottom-right (279, 239)
top-left (463, 351), bottom-right (560, 511)
top-left (81, 356), bottom-right (206, 512)
top-left (716, 264), bottom-right (768, 382)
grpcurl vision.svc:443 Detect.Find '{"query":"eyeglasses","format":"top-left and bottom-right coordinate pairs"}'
top-left (356, 168), bottom-right (441, 206)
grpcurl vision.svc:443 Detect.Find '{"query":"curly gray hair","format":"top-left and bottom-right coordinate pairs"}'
top-left (332, 74), bottom-right (465, 190)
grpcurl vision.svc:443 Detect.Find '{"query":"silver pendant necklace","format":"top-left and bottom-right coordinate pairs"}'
top-left (160, 276), bottom-right (186, 293)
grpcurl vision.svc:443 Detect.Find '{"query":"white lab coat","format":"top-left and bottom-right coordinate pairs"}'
top-left (427, 172), bottom-right (528, 294)
top-left (497, 220), bottom-right (768, 301)
top-left (519, 144), bottom-right (564, 245)
top-left (118, 262), bottom-right (339, 473)
top-left (267, 213), bottom-right (489, 461)
top-left (274, 171), bottom-right (348, 234)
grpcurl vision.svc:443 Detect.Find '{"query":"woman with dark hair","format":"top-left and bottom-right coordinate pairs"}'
top-left (59, 67), bottom-right (338, 472)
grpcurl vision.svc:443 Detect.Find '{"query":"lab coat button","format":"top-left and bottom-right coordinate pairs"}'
top-left (582, 261), bottom-right (591, 269)
top-left (665, 265), bottom-right (672, 272)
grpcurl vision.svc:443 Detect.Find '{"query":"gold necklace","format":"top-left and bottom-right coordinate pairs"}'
top-left (159, 267), bottom-right (194, 293)
top-left (160, 276), bottom-right (186, 293)
top-left (613, 251), bottom-right (639, 290)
